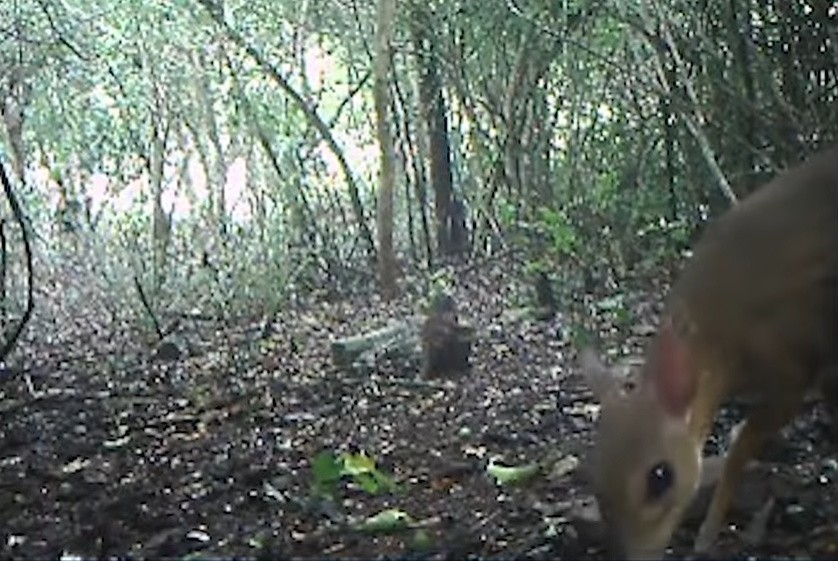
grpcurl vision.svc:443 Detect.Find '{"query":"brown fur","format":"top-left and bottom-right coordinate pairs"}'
top-left (583, 147), bottom-right (838, 559)
top-left (421, 294), bottom-right (473, 378)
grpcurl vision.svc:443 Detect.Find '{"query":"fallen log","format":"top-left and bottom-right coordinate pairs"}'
top-left (330, 316), bottom-right (424, 372)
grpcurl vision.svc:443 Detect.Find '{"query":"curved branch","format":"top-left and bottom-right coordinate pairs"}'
top-left (0, 159), bottom-right (34, 363)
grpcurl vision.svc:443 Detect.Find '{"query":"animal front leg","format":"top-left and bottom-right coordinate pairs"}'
top-left (694, 392), bottom-right (803, 553)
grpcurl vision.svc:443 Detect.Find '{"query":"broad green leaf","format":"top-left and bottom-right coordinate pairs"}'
top-left (313, 451), bottom-right (342, 482)
top-left (353, 471), bottom-right (380, 494)
top-left (312, 450), bottom-right (342, 497)
top-left (339, 452), bottom-right (399, 494)
top-left (340, 451), bottom-right (376, 476)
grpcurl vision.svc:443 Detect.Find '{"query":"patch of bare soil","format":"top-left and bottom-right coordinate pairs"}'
top-left (1, 257), bottom-right (837, 560)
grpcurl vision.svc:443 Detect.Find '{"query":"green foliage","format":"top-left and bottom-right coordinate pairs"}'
top-left (311, 449), bottom-right (344, 499)
top-left (3, 0), bottom-right (834, 329)
top-left (535, 206), bottom-right (578, 259)
top-left (311, 450), bottom-right (400, 499)
top-left (340, 451), bottom-right (399, 495)
top-left (522, 258), bottom-right (548, 279)
top-left (498, 201), bottom-right (518, 228)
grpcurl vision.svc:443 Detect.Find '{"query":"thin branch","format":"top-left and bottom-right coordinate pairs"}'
top-left (0, 159), bottom-right (34, 363)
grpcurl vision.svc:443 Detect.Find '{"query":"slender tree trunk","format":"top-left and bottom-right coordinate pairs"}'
top-left (374, 0), bottom-right (397, 298)
top-left (408, 57), bottom-right (434, 267)
top-left (2, 71), bottom-right (27, 187)
top-left (411, 9), bottom-right (456, 259)
top-left (150, 113), bottom-right (171, 294)
top-left (195, 48), bottom-right (229, 238)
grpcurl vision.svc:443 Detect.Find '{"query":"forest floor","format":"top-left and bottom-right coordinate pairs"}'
top-left (1, 253), bottom-right (837, 560)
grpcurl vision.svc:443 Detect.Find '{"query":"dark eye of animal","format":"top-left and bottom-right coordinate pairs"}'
top-left (646, 461), bottom-right (674, 501)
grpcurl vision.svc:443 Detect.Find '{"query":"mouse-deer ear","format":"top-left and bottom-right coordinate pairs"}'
top-left (649, 319), bottom-right (696, 417)
top-left (580, 347), bottom-right (619, 401)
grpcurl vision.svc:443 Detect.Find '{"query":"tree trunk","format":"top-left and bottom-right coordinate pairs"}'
top-left (374, 0), bottom-right (397, 298)
top-left (1, 68), bottom-right (28, 186)
top-left (194, 48), bottom-right (229, 238)
top-left (411, 9), bottom-right (457, 259)
top-left (150, 117), bottom-right (171, 294)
